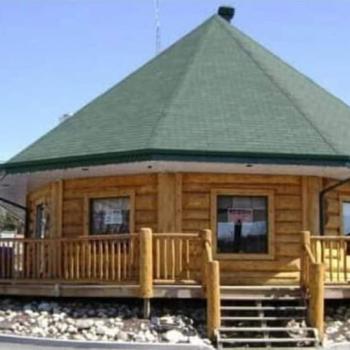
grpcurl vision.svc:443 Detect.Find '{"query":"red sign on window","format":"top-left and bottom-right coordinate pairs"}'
top-left (227, 208), bottom-right (253, 223)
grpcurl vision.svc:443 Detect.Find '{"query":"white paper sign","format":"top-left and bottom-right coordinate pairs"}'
top-left (104, 209), bottom-right (123, 225)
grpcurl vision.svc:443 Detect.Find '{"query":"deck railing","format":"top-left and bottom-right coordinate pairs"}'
top-left (0, 234), bottom-right (139, 282)
top-left (0, 228), bottom-right (220, 339)
top-left (153, 233), bottom-right (201, 283)
top-left (300, 231), bottom-right (325, 342)
top-left (0, 230), bottom-right (204, 285)
top-left (310, 236), bottom-right (350, 284)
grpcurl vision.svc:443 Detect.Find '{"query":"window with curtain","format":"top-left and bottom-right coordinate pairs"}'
top-left (90, 197), bottom-right (130, 235)
top-left (216, 195), bottom-right (268, 254)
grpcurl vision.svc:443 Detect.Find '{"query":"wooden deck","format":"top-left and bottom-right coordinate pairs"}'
top-left (0, 283), bottom-right (203, 298)
top-left (1, 230), bottom-right (350, 341)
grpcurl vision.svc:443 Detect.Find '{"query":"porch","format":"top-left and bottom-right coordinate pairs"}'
top-left (0, 231), bottom-right (349, 287)
top-left (0, 229), bottom-right (350, 341)
top-left (0, 230), bottom-right (206, 299)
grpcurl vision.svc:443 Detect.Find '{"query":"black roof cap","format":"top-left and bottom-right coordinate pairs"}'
top-left (218, 6), bottom-right (235, 22)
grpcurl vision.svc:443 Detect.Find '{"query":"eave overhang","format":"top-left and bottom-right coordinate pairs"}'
top-left (1, 149), bottom-right (350, 175)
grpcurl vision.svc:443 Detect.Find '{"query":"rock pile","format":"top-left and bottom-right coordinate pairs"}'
top-left (0, 298), bottom-right (210, 345)
top-left (325, 303), bottom-right (350, 344)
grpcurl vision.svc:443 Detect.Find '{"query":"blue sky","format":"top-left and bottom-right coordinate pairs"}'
top-left (1, 0), bottom-right (350, 162)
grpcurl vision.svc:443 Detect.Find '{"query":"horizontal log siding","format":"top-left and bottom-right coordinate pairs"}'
top-left (181, 173), bottom-right (303, 285)
top-left (61, 174), bottom-right (158, 237)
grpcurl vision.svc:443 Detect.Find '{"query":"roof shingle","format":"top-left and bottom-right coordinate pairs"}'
top-left (3, 15), bottom-right (350, 172)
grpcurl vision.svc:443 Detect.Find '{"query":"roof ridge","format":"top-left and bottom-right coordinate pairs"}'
top-left (215, 16), bottom-right (341, 156)
top-left (148, 16), bottom-right (214, 148)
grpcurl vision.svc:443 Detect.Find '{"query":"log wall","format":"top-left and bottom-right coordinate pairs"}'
top-left (26, 172), bottom-right (347, 285)
top-left (181, 173), bottom-right (303, 284)
top-left (61, 174), bottom-right (157, 237)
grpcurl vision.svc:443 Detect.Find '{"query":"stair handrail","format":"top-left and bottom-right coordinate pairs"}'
top-left (300, 230), bottom-right (325, 343)
top-left (200, 229), bottom-right (220, 340)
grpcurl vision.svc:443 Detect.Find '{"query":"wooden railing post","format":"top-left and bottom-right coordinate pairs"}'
top-left (207, 260), bottom-right (220, 339)
top-left (200, 229), bottom-right (212, 292)
top-left (300, 231), bottom-right (311, 287)
top-left (309, 262), bottom-right (325, 342)
top-left (139, 228), bottom-right (153, 318)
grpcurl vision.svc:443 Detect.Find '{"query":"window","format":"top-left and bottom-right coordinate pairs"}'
top-left (342, 201), bottom-right (350, 236)
top-left (211, 189), bottom-right (274, 259)
top-left (35, 204), bottom-right (46, 239)
top-left (90, 197), bottom-right (130, 235)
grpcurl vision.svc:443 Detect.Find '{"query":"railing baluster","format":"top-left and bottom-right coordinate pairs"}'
top-left (117, 241), bottom-right (121, 281)
top-left (123, 240), bottom-right (127, 280)
top-left (171, 238), bottom-right (175, 281)
top-left (186, 239), bottom-right (190, 280)
top-left (99, 240), bottom-right (103, 280)
top-left (337, 240), bottom-right (341, 283)
top-left (155, 237), bottom-right (160, 279)
top-left (104, 241), bottom-right (109, 281)
top-left (345, 240), bottom-right (348, 282)
top-left (93, 240), bottom-right (97, 279)
top-left (178, 238), bottom-right (183, 277)
top-left (163, 238), bottom-right (168, 280)
top-left (129, 237), bottom-right (133, 279)
top-left (329, 240), bottom-right (334, 282)
top-left (111, 241), bottom-right (115, 281)
top-left (75, 241), bottom-right (80, 280)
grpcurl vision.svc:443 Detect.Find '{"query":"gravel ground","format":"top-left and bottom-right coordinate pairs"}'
top-left (4, 297), bottom-right (350, 347)
top-left (325, 301), bottom-right (350, 346)
top-left (0, 298), bottom-right (210, 346)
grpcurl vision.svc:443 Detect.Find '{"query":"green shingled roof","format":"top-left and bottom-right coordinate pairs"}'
top-left (3, 14), bottom-right (350, 173)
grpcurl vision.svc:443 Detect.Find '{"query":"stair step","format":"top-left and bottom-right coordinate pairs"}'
top-left (219, 337), bottom-right (317, 344)
top-left (220, 295), bottom-right (302, 300)
top-left (221, 306), bottom-right (306, 311)
top-left (220, 348), bottom-right (317, 350)
top-left (221, 316), bottom-right (305, 321)
top-left (220, 326), bottom-right (315, 332)
top-left (220, 285), bottom-right (301, 291)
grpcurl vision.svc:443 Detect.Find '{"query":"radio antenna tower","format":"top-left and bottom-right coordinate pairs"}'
top-left (154, 0), bottom-right (161, 55)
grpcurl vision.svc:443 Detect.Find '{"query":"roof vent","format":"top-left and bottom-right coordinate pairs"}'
top-left (218, 6), bottom-right (235, 22)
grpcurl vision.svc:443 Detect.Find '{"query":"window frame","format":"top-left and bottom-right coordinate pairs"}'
top-left (83, 189), bottom-right (135, 236)
top-left (339, 195), bottom-right (350, 236)
top-left (211, 188), bottom-right (275, 260)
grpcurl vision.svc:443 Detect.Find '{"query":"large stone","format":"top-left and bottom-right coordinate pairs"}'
top-left (56, 322), bottom-right (68, 333)
top-left (117, 330), bottom-right (129, 342)
top-left (0, 321), bottom-right (12, 330)
top-left (95, 325), bottom-right (108, 336)
top-left (106, 328), bottom-right (119, 338)
top-left (32, 327), bottom-right (46, 337)
top-left (189, 335), bottom-right (205, 345)
top-left (162, 329), bottom-right (187, 343)
top-left (72, 334), bottom-right (85, 341)
top-left (76, 319), bottom-right (94, 330)
top-left (67, 325), bottom-right (77, 334)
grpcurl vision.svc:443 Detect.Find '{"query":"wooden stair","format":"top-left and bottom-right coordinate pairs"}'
top-left (217, 287), bottom-right (319, 349)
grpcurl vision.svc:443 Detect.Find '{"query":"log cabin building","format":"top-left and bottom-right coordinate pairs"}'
top-left (1, 6), bottom-right (350, 347)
